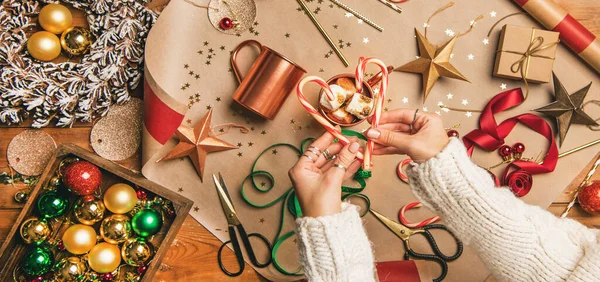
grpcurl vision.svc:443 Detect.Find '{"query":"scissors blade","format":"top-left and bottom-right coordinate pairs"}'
top-left (213, 174), bottom-right (241, 226)
top-left (370, 209), bottom-right (412, 240)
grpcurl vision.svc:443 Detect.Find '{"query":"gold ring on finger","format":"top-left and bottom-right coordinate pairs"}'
top-left (333, 163), bottom-right (348, 172)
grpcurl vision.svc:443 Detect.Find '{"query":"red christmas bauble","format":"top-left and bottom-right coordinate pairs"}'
top-left (219, 17), bottom-right (234, 30)
top-left (498, 145), bottom-right (512, 157)
top-left (578, 181), bottom-right (600, 215)
top-left (447, 130), bottom-right (459, 138)
top-left (513, 142), bottom-right (525, 154)
top-left (62, 161), bottom-right (102, 196)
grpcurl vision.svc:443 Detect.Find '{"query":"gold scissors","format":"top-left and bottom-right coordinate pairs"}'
top-left (213, 173), bottom-right (272, 277)
top-left (370, 209), bottom-right (463, 282)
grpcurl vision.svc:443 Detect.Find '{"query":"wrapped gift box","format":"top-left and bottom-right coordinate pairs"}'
top-left (0, 144), bottom-right (193, 281)
top-left (493, 24), bottom-right (560, 83)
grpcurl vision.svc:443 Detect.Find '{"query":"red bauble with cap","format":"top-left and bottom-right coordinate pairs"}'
top-left (62, 161), bottom-right (102, 196)
top-left (578, 181), bottom-right (600, 215)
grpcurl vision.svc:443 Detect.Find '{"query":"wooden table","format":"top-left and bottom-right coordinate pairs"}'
top-left (1, 1), bottom-right (599, 281)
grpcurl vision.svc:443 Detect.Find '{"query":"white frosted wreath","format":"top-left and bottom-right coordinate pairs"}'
top-left (0, 0), bottom-right (158, 127)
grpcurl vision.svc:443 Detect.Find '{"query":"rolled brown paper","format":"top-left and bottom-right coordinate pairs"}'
top-left (513, 0), bottom-right (600, 73)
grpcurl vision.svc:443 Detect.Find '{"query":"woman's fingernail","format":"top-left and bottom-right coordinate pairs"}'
top-left (349, 142), bottom-right (360, 153)
top-left (366, 129), bottom-right (381, 139)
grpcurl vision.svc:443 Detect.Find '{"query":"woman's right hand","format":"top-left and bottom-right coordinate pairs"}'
top-left (364, 109), bottom-right (450, 163)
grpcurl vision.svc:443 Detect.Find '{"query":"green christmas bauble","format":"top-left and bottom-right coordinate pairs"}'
top-left (21, 246), bottom-right (54, 276)
top-left (131, 208), bottom-right (163, 237)
top-left (37, 191), bottom-right (69, 219)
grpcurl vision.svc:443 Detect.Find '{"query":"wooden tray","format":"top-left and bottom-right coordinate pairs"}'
top-left (0, 143), bottom-right (193, 281)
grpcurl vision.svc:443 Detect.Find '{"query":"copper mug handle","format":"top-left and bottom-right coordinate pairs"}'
top-left (230, 40), bottom-right (263, 84)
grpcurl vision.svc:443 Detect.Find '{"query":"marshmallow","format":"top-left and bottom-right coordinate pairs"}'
top-left (328, 108), bottom-right (355, 124)
top-left (345, 93), bottom-right (373, 119)
top-left (319, 84), bottom-right (347, 112)
top-left (336, 77), bottom-right (357, 96)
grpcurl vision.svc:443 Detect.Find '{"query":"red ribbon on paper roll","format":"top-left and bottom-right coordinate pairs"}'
top-left (513, 0), bottom-right (600, 73)
top-left (462, 88), bottom-right (559, 196)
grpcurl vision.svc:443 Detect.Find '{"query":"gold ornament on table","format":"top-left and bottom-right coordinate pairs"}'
top-left (395, 2), bottom-right (481, 101)
top-left (53, 256), bottom-right (88, 282)
top-left (156, 109), bottom-right (238, 182)
top-left (121, 238), bottom-right (154, 266)
top-left (60, 26), bottom-right (94, 56)
top-left (38, 3), bottom-right (73, 34)
top-left (20, 217), bottom-right (51, 245)
top-left (100, 214), bottom-right (132, 244)
top-left (534, 73), bottom-right (598, 147)
top-left (62, 224), bottom-right (97, 255)
top-left (74, 195), bottom-right (105, 225)
top-left (103, 183), bottom-right (138, 214)
top-left (27, 31), bottom-right (61, 61)
top-left (88, 242), bottom-right (122, 273)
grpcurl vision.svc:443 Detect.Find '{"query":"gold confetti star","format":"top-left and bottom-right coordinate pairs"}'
top-left (220, 46), bottom-right (225, 50)
top-left (188, 71), bottom-right (194, 75)
top-left (203, 41), bottom-right (209, 46)
top-left (260, 181), bottom-right (266, 187)
top-left (248, 142), bottom-right (254, 147)
top-left (195, 74), bottom-right (200, 79)
top-left (184, 64), bottom-right (189, 69)
top-left (178, 188), bottom-right (183, 192)
top-left (285, 33), bottom-right (290, 38)
top-left (272, 149), bottom-right (278, 155)
top-left (186, 119), bottom-right (192, 124)
top-left (206, 105), bottom-right (212, 110)
top-left (237, 143), bottom-right (243, 147)
top-left (250, 127), bottom-right (255, 131)
top-left (290, 119), bottom-right (295, 124)
top-left (197, 50), bottom-right (203, 55)
top-left (259, 218), bottom-right (265, 223)
top-left (261, 130), bottom-right (266, 135)
top-left (194, 207), bottom-right (199, 212)
top-left (205, 61), bottom-right (211, 65)
top-left (215, 97), bottom-right (221, 102)
top-left (238, 152), bottom-right (243, 157)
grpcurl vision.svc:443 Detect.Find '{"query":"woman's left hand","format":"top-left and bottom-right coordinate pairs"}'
top-left (288, 132), bottom-right (362, 218)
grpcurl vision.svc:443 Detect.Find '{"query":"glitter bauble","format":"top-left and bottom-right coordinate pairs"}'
top-left (74, 195), bottom-right (105, 225)
top-left (62, 161), bottom-right (102, 196)
top-left (578, 181), bottom-right (600, 215)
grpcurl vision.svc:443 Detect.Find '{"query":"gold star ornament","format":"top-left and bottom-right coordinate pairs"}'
top-left (395, 29), bottom-right (470, 101)
top-left (156, 109), bottom-right (238, 182)
top-left (534, 73), bottom-right (598, 147)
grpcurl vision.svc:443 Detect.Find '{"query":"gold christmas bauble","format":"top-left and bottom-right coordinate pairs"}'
top-left (20, 217), bottom-right (51, 245)
top-left (62, 224), bottom-right (97, 255)
top-left (60, 26), bottom-right (93, 56)
top-left (53, 256), bottom-right (88, 282)
top-left (74, 195), bottom-right (105, 225)
top-left (27, 31), bottom-right (61, 61)
top-left (103, 183), bottom-right (138, 214)
top-left (39, 4), bottom-right (73, 34)
top-left (88, 242), bottom-right (121, 273)
top-left (121, 238), bottom-right (154, 266)
top-left (100, 214), bottom-right (132, 244)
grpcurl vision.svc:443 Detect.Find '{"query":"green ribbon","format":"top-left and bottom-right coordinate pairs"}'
top-left (240, 130), bottom-right (372, 276)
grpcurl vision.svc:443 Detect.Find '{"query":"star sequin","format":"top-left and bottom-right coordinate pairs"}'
top-left (285, 33), bottom-right (290, 38)
top-left (363, 38), bottom-right (369, 43)
top-left (483, 38), bottom-right (489, 45)
top-left (490, 11), bottom-right (497, 17)
top-left (461, 99), bottom-right (469, 105)
top-left (467, 54), bottom-right (475, 60)
top-left (500, 83), bottom-right (507, 90)
top-left (444, 29), bottom-right (455, 37)
top-left (447, 93), bottom-right (454, 99)
top-left (465, 112), bottom-right (473, 117)
top-left (402, 97), bottom-right (409, 103)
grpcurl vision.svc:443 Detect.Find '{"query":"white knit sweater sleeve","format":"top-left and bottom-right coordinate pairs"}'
top-left (407, 138), bottom-right (600, 282)
top-left (295, 202), bottom-right (376, 282)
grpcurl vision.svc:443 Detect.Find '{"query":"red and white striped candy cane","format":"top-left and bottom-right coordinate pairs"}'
top-left (399, 202), bottom-right (441, 229)
top-left (296, 76), bottom-right (364, 160)
top-left (355, 57), bottom-right (389, 171)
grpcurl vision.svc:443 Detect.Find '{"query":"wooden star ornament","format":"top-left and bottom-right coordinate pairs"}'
top-left (534, 73), bottom-right (598, 147)
top-left (395, 29), bottom-right (470, 101)
top-left (156, 109), bottom-right (238, 182)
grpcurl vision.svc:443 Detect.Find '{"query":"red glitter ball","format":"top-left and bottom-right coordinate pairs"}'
top-left (102, 273), bottom-right (113, 281)
top-left (578, 181), bottom-right (600, 215)
top-left (219, 17), bottom-right (234, 30)
top-left (446, 130), bottom-right (459, 138)
top-left (513, 142), bottom-right (525, 154)
top-left (34, 276), bottom-right (43, 281)
top-left (136, 190), bottom-right (147, 200)
top-left (137, 265), bottom-right (148, 274)
top-left (62, 161), bottom-right (102, 196)
top-left (57, 240), bottom-right (65, 251)
top-left (498, 145), bottom-right (512, 157)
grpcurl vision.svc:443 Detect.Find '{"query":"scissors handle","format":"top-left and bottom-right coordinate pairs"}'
top-left (236, 224), bottom-right (272, 268)
top-left (405, 248), bottom-right (448, 282)
top-left (217, 225), bottom-right (273, 277)
top-left (217, 225), bottom-right (246, 277)
top-left (421, 224), bottom-right (463, 261)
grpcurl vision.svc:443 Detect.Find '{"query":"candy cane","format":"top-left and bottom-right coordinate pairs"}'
top-left (296, 76), bottom-right (364, 160)
top-left (355, 57), bottom-right (389, 171)
top-left (399, 202), bottom-right (441, 228)
top-left (397, 158), bottom-right (412, 183)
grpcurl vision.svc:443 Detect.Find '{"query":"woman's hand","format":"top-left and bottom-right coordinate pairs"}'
top-left (288, 132), bottom-right (362, 218)
top-left (365, 109), bottom-right (449, 163)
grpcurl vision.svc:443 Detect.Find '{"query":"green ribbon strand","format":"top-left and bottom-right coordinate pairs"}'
top-left (240, 130), bottom-right (371, 276)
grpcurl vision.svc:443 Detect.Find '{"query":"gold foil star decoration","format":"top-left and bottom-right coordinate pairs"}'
top-left (156, 109), bottom-right (238, 182)
top-left (395, 29), bottom-right (470, 101)
top-left (534, 73), bottom-right (598, 147)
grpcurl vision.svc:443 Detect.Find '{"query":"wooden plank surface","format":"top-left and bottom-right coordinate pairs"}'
top-left (0, 0), bottom-right (598, 281)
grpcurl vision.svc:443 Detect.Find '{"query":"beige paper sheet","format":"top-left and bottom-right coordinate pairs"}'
top-left (141, 0), bottom-right (600, 281)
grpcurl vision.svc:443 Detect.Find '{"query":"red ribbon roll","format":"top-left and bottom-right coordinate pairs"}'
top-left (462, 88), bottom-right (558, 196)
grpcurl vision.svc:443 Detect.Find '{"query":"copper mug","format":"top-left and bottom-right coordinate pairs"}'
top-left (231, 40), bottom-right (307, 120)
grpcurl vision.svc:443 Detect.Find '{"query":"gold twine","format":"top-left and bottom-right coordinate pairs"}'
top-left (424, 2), bottom-right (483, 39)
top-left (583, 100), bottom-right (600, 131)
